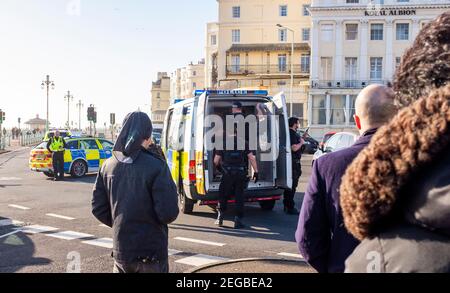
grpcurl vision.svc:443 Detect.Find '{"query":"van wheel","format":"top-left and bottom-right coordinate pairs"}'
top-left (259, 200), bottom-right (276, 211)
top-left (179, 188), bottom-right (195, 214)
top-left (71, 160), bottom-right (87, 178)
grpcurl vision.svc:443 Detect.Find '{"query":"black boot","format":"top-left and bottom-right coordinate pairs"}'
top-left (215, 211), bottom-right (224, 227)
top-left (284, 207), bottom-right (300, 215)
top-left (234, 217), bottom-right (245, 229)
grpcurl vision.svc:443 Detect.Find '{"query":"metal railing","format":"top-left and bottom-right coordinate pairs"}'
top-left (311, 80), bottom-right (391, 89)
top-left (20, 133), bottom-right (44, 147)
top-left (226, 65), bottom-right (310, 76)
top-left (0, 135), bottom-right (11, 150)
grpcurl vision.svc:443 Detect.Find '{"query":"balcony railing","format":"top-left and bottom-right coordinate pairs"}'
top-left (311, 80), bottom-right (391, 89)
top-left (226, 65), bottom-right (310, 76)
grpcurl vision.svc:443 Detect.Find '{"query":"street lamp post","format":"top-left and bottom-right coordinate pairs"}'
top-left (41, 75), bottom-right (55, 132)
top-left (64, 91), bottom-right (74, 130)
top-left (277, 24), bottom-right (295, 117)
top-left (76, 100), bottom-right (84, 131)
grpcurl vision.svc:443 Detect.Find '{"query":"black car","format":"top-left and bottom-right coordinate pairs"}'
top-left (299, 130), bottom-right (319, 154)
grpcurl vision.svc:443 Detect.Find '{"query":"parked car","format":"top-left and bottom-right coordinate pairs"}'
top-left (312, 132), bottom-right (359, 164)
top-left (29, 137), bottom-right (114, 178)
top-left (319, 131), bottom-right (337, 150)
top-left (298, 130), bottom-right (319, 154)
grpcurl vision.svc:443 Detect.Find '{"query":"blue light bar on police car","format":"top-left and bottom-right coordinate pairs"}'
top-left (194, 89), bottom-right (268, 96)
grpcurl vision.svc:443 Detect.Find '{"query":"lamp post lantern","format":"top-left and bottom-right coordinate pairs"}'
top-left (41, 75), bottom-right (55, 132)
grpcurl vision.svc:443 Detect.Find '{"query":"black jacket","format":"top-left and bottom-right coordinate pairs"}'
top-left (92, 148), bottom-right (179, 263)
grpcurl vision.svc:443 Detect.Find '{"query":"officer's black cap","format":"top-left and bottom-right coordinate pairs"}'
top-left (232, 101), bottom-right (243, 109)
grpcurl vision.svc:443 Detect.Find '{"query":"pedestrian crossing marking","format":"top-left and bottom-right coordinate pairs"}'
top-left (175, 254), bottom-right (229, 267)
top-left (20, 225), bottom-right (59, 234)
top-left (46, 213), bottom-right (75, 221)
top-left (47, 231), bottom-right (93, 240)
top-left (277, 252), bottom-right (304, 259)
top-left (168, 249), bottom-right (183, 256)
top-left (0, 177), bottom-right (22, 181)
top-left (174, 237), bottom-right (226, 247)
top-left (82, 238), bottom-right (113, 249)
top-left (8, 204), bottom-right (30, 210)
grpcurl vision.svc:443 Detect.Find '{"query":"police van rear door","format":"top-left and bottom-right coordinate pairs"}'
top-left (193, 91), bottom-right (208, 195)
top-left (271, 92), bottom-right (292, 189)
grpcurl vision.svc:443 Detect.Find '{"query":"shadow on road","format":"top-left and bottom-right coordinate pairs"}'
top-left (44, 174), bottom-right (97, 184)
top-left (0, 228), bottom-right (51, 273)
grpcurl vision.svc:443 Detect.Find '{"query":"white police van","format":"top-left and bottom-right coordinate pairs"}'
top-left (161, 89), bottom-right (292, 214)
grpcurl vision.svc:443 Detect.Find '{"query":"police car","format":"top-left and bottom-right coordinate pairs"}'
top-left (29, 137), bottom-right (114, 178)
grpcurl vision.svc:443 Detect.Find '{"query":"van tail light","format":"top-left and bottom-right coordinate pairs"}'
top-left (189, 160), bottom-right (196, 182)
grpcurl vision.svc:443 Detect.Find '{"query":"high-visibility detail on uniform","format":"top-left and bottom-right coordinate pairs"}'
top-left (50, 137), bottom-right (65, 152)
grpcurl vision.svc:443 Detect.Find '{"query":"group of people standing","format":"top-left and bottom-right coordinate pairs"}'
top-left (296, 11), bottom-right (450, 273)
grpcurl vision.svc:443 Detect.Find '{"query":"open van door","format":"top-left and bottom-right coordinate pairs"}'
top-left (272, 92), bottom-right (292, 189)
top-left (194, 92), bottom-right (208, 195)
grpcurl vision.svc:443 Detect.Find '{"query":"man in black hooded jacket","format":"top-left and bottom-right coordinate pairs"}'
top-left (92, 112), bottom-right (179, 273)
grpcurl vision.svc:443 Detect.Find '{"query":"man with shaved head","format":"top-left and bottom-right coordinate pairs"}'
top-left (295, 84), bottom-right (397, 273)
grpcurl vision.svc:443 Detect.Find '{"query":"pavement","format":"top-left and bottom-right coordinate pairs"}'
top-left (0, 147), bottom-right (315, 273)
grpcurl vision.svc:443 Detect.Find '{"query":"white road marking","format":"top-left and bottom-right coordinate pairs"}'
top-left (46, 213), bottom-right (75, 221)
top-left (175, 254), bottom-right (229, 267)
top-left (0, 219), bottom-right (23, 227)
top-left (174, 237), bottom-right (226, 247)
top-left (47, 231), bottom-right (93, 241)
top-left (20, 225), bottom-right (59, 234)
top-left (250, 226), bottom-right (270, 232)
top-left (82, 238), bottom-right (113, 249)
top-left (277, 252), bottom-right (304, 259)
top-left (0, 177), bottom-right (22, 181)
top-left (8, 204), bottom-right (30, 210)
top-left (0, 230), bottom-right (22, 239)
top-left (168, 249), bottom-right (183, 256)
top-left (99, 224), bottom-right (110, 228)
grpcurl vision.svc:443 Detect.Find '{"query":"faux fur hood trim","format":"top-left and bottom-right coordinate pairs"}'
top-left (340, 85), bottom-right (450, 241)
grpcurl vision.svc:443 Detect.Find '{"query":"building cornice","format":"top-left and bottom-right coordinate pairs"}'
top-left (310, 4), bottom-right (450, 11)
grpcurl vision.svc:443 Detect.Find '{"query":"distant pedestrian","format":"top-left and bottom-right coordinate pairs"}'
top-left (296, 85), bottom-right (397, 273)
top-left (283, 117), bottom-right (304, 215)
top-left (46, 130), bottom-right (67, 181)
top-left (341, 11), bottom-right (450, 273)
top-left (92, 112), bottom-right (179, 273)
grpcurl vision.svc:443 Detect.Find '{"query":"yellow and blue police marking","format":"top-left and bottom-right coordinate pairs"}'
top-left (62, 140), bottom-right (112, 173)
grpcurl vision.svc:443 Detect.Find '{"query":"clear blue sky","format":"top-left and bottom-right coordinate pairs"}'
top-left (0, 0), bottom-right (217, 129)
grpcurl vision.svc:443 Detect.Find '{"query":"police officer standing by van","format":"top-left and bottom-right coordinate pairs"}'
top-left (214, 102), bottom-right (259, 229)
top-left (46, 130), bottom-right (67, 181)
top-left (283, 117), bottom-right (304, 215)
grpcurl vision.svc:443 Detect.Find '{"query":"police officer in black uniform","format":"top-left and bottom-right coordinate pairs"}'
top-left (283, 117), bottom-right (304, 215)
top-left (214, 102), bottom-right (259, 229)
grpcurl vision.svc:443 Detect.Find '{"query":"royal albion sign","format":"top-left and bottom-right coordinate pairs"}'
top-left (365, 9), bottom-right (417, 17)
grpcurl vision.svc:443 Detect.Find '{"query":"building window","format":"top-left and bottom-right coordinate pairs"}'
top-left (345, 58), bottom-right (358, 86)
top-left (278, 54), bottom-right (287, 72)
top-left (349, 95), bottom-right (357, 124)
top-left (231, 54), bottom-right (240, 73)
top-left (232, 29), bottom-right (240, 43)
top-left (346, 0), bottom-right (359, 3)
top-left (396, 23), bottom-right (410, 40)
top-left (193, 82), bottom-right (197, 88)
top-left (280, 5), bottom-right (288, 17)
top-left (232, 6), bottom-right (240, 18)
top-left (321, 24), bottom-right (334, 42)
top-left (312, 95), bottom-right (327, 125)
top-left (277, 80), bottom-right (287, 86)
top-left (288, 103), bottom-right (304, 123)
top-left (395, 57), bottom-right (402, 70)
top-left (330, 95), bottom-right (346, 125)
top-left (346, 24), bottom-right (358, 40)
top-left (301, 55), bottom-right (310, 73)
top-left (302, 28), bottom-right (310, 41)
top-left (370, 24), bottom-right (384, 40)
top-left (397, 0), bottom-right (409, 2)
top-left (320, 57), bottom-right (333, 81)
top-left (279, 29), bottom-right (288, 42)
top-left (370, 57), bottom-right (383, 80)
top-left (211, 35), bottom-right (217, 46)
top-left (193, 71), bottom-right (196, 76)
top-left (303, 5), bottom-right (310, 16)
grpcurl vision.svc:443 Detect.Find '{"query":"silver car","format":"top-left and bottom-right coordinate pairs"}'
top-left (312, 132), bottom-right (359, 163)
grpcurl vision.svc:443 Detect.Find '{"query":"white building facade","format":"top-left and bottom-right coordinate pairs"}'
top-left (171, 60), bottom-right (206, 100)
top-left (308, 0), bottom-right (450, 138)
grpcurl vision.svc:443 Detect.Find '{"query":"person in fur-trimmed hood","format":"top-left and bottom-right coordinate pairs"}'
top-left (340, 11), bottom-right (450, 273)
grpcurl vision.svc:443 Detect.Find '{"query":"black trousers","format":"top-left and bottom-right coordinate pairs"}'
top-left (113, 259), bottom-right (169, 274)
top-left (218, 169), bottom-right (248, 219)
top-left (283, 167), bottom-right (302, 210)
top-left (52, 151), bottom-right (65, 180)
